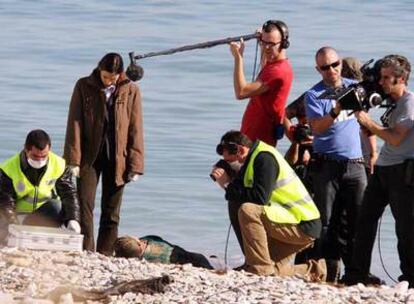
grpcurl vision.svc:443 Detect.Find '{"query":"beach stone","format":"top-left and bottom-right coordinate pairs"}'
top-left (0, 292), bottom-right (15, 303)
top-left (394, 281), bottom-right (409, 295)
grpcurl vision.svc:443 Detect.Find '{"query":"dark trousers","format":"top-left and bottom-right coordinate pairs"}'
top-left (23, 199), bottom-right (62, 227)
top-left (311, 160), bottom-right (367, 269)
top-left (78, 152), bottom-right (124, 255)
top-left (349, 163), bottom-right (414, 285)
top-left (170, 246), bottom-right (213, 269)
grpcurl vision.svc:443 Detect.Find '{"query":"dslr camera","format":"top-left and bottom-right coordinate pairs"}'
top-left (320, 59), bottom-right (389, 111)
top-left (210, 159), bottom-right (237, 182)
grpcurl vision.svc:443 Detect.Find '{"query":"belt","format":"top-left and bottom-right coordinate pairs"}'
top-left (313, 153), bottom-right (365, 164)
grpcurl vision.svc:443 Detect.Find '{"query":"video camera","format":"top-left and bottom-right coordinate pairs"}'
top-left (319, 59), bottom-right (390, 111)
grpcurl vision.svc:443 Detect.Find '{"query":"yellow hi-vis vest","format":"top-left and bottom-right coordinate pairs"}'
top-left (0, 152), bottom-right (65, 213)
top-left (243, 141), bottom-right (320, 224)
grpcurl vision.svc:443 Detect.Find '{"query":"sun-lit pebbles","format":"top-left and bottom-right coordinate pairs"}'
top-left (0, 247), bottom-right (413, 303)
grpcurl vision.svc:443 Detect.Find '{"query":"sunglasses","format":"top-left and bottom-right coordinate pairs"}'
top-left (216, 141), bottom-right (239, 155)
top-left (319, 60), bottom-right (341, 71)
top-left (259, 39), bottom-right (281, 49)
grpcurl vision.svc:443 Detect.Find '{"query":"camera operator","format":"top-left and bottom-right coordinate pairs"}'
top-left (210, 130), bottom-right (325, 279)
top-left (304, 47), bottom-right (367, 283)
top-left (343, 55), bottom-right (414, 287)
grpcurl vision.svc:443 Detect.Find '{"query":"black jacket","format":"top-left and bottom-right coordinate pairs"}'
top-left (225, 141), bottom-right (279, 204)
top-left (0, 151), bottom-right (80, 223)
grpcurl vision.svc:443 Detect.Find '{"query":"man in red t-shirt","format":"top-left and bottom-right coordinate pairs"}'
top-left (230, 20), bottom-right (293, 146)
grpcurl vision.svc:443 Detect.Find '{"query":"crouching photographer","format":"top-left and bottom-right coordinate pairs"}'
top-left (210, 130), bottom-right (325, 280)
top-left (343, 54), bottom-right (414, 287)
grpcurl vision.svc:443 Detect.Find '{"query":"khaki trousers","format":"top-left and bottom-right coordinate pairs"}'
top-left (238, 203), bottom-right (326, 281)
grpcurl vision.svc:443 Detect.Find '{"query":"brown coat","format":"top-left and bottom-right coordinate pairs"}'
top-left (63, 69), bottom-right (144, 186)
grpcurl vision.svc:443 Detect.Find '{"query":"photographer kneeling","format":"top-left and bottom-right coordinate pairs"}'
top-left (210, 130), bottom-right (325, 280)
top-left (343, 55), bottom-right (414, 287)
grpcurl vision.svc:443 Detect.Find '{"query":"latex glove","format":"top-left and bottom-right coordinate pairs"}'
top-left (68, 165), bottom-right (80, 178)
top-left (127, 172), bottom-right (139, 182)
top-left (65, 220), bottom-right (81, 234)
top-left (1, 208), bottom-right (18, 224)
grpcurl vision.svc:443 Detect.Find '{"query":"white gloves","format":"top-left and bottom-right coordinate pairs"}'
top-left (69, 166), bottom-right (80, 178)
top-left (128, 172), bottom-right (139, 182)
top-left (62, 220), bottom-right (81, 234)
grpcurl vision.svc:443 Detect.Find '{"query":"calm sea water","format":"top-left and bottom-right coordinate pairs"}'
top-left (1, 0), bottom-right (413, 283)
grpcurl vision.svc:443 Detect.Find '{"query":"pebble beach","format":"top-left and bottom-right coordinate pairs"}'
top-left (1, 247), bottom-right (414, 304)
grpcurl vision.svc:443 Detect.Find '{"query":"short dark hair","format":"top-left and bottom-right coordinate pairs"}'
top-left (216, 130), bottom-right (252, 155)
top-left (380, 54), bottom-right (411, 84)
top-left (98, 52), bottom-right (124, 74)
top-left (24, 129), bottom-right (51, 150)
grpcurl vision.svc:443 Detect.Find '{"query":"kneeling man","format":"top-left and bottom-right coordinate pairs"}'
top-left (0, 129), bottom-right (80, 241)
top-left (211, 130), bottom-right (325, 280)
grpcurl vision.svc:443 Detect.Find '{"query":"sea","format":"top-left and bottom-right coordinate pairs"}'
top-left (0, 0), bottom-right (413, 284)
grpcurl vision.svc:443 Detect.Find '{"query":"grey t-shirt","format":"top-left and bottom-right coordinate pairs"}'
top-left (377, 91), bottom-right (414, 166)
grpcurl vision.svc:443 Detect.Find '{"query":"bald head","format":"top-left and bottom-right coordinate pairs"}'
top-left (315, 46), bottom-right (338, 62)
top-left (315, 46), bottom-right (342, 87)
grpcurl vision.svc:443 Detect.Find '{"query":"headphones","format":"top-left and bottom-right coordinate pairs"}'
top-left (262, 20), bottom-right (290, 49)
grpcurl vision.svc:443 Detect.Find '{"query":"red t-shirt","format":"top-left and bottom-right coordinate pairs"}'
top-left (240, 59), bottom-right (293, 146)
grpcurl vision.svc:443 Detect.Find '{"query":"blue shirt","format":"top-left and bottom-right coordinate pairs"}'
top-left (305, 78), bottom-right (362, 160)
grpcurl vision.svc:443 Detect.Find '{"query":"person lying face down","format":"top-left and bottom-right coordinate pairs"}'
top-left (114, 235), bottom-right (213, 269)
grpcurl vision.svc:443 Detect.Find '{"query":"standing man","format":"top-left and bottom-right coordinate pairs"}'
top-left (343, 55), bottom-right (414, 286)
top-left (0, 129), bottom-right (80, 241)
top-left (305, 47), bottom-right (367, 282)
top-left (230, 20), bottom-right (293, 146)
top-left (210, 131), bottom-right (325, 280)
top-left (64, 53), bottom-right (144, 255)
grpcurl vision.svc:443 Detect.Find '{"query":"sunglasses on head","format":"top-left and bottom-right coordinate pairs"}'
top-left (319, 60), bottom-right (341, 71)
top-left (216, 141), bottom-right (239, 155)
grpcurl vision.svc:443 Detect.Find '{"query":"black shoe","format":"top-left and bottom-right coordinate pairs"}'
top-left (341, 273), bottom-right (385, 286)
top-left (233, 263), bottom-right (247, 271)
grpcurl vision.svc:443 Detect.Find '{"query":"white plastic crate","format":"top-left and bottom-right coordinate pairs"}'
top-left (7, 224), bottom-right (83, 252)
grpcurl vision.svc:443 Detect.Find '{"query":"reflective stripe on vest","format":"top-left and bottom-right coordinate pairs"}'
top-left (243, 141), bottom-right (320, 224)
top-left (0, 152), bottom-right (66, 213)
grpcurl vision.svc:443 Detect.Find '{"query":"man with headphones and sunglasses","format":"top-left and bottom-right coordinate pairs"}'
top-left (210, 130), bottom-right (325, 280)
top-left (304, 47), bottom-right (368, 282)
top-left (229, 20), bottom-right (293, 147)
top-left (343, 55), bottom-right (414, 287)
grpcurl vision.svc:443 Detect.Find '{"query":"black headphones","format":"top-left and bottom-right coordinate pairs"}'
top-left (262, 20), bottom-right (290, 49)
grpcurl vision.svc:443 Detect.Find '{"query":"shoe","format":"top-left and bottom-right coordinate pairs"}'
top-left (233, 263), bottom-right (247, 271)
top-left (326, 259), bottom-right (341, 283)
top-left (341, 272), bottom-right (385, 286)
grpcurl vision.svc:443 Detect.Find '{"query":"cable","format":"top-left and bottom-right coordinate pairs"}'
top-left (251, 39), bottom-right (259, 82)
top-left (377, 215), bottom-right (397, 283)
top-left (224, 222), bottom-right (232, 268)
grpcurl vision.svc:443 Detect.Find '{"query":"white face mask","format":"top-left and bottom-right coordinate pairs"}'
top-left (28, 158), bottom-right (48, 169)
top-left (228, 160), bottom-right (242, 172)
